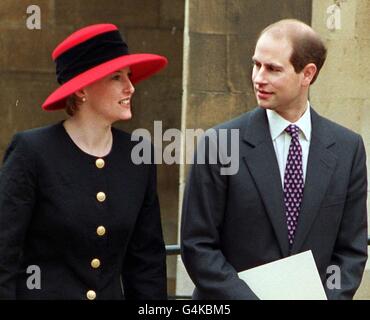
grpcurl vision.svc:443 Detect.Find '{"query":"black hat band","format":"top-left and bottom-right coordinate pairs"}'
top-left (55, 30), bottom-right (129, 84)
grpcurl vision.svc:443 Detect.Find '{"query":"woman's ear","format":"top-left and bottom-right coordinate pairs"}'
top-left (74, 89), bottom-right (86, 99)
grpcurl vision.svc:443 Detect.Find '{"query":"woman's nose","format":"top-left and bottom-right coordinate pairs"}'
top-left (124, 78), bottom-right (135, 94)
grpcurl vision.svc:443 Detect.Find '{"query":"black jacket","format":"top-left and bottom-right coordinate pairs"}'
top-left (0, 122), bottom-right (167, 300)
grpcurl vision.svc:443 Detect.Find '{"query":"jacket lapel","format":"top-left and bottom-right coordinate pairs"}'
top-left (241, 108), bottom-right (290, 257)
top-left (291, 109), bottom-right (337, 253)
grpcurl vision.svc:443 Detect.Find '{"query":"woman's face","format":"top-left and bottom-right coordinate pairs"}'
top-left (82, 67), bottom-right (135, 123)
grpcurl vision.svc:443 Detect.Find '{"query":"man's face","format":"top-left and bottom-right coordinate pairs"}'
top-left (252, 33), bottom-right (305, 113)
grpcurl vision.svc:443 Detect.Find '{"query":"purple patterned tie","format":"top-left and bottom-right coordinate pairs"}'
top-left (283, 124), bottom-right (304, 246)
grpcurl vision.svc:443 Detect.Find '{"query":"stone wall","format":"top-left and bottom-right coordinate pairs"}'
top-left (311, 0), bottom-right (370, 299)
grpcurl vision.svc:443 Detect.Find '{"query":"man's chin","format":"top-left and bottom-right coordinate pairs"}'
top-left (257, 102), bottom-right (274, 110)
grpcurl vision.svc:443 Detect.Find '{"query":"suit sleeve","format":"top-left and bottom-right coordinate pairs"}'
top-left (326, 135), bottom-right (368, 300)
top-left (181, 132), bottom-right (259, 299)
top-left (121, 158), bottom-right (167, 300)
top-left (0, 134), bottom-right (36, 299)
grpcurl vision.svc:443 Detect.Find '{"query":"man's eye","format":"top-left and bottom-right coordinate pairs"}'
top-left (269, 67), bottom-right (279, 72)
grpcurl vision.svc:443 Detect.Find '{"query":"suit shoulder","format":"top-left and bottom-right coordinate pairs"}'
top-left (319, 115), bottom-right (362, 143)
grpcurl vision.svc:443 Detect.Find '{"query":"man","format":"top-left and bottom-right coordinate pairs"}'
top-left (181, 19), bottom-right (368, 300)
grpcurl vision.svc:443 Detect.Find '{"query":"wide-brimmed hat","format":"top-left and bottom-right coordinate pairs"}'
top-left (42, 23), bottom-right (168, 111)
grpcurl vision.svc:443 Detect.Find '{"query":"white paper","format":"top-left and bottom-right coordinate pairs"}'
top-left (238, 250), bottom-right (327, 300)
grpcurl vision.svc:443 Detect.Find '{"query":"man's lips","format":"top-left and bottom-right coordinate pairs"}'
top-left (256, 89), bottom-right (273, 100)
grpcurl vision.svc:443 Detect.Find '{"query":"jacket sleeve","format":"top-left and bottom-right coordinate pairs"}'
top-left (0, 133), bottom-right (37, 299)
top-left (121, 159), bottom-right (167, 300)
top-left (181, 132), bottom-right (259, 300)
top-left (326, 135), bottom-right (368, 300)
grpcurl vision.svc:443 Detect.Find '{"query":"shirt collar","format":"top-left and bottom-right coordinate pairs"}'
top-left (266, 101), bottom-right (311, 141)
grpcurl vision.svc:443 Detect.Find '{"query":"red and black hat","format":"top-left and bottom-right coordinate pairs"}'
top-left (42, 23), bottom-right (168, 111)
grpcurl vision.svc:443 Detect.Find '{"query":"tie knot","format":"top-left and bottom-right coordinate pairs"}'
top-left (285, 124), bottom-right (300, 139)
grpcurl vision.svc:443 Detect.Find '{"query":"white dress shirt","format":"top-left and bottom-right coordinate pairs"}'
top-left (266, 102), bottom-right (311, 187)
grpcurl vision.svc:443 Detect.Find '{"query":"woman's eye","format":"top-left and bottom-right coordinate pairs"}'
top-left (112, 74), bottom-right (121, 80)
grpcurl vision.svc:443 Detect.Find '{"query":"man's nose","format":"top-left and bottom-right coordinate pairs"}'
top-left (253, 67), bottom-right (267, 85)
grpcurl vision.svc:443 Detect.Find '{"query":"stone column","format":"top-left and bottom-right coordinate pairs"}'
top-left (311, 0), bottom-right (370, 299)
top-left (177, 0), bottom-right (312, 297)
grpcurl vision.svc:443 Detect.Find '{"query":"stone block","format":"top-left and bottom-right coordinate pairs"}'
top-left (185, 91), bottom-right (243, 130)
top-left (160, 0), bottom-right (185, 29)
top-left (0, 27), bottom-right (71, 72)
top-left (187, 33), bottom-right (228, 92)
top-left (357, 40), bottom-right (370, 85)
top-left (227, 0), bottom-right (311, 36)
top-left (356, 0), bottom-right (370, 40)
top-left (311, 39), bottom-right (364, 99)
top-left (54, 0), bottom-right (79, 27)
top-left (126, 28), bottom-right (183, 78)
top-left (0, 71), bottom-right (66, 158)
top-left (56, 0), bottom-right (160, 28)
top-left (117, 75), bottom-right (182, 135)
top-left (229, 92), bottom-right (257, 118)
top-left (309, 97), bottom-right (363, 134)
top-left (227, 35), bottom-right (256, 93)
top-left (312, 0), bottom-right (356, 41)
top-left (188, 0), bottom-right (227, 34)
top-left (0, 0), bottom-right (52, 28)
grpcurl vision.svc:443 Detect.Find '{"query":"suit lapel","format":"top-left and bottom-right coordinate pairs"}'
top-left (291, 109), bottom-right (337, 253)
top-left (242, 108), bottom-right (290, 257)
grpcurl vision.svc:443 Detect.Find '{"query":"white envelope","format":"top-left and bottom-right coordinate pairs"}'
top-left (238, 250), bottom-right (327, 300)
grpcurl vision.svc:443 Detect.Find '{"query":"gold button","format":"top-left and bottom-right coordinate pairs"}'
top-left (91, 258), bottom-right (101, 269)
top-left (96, 192), bottom-right (106, 202)
top-left (86, 290), bottom-right (96, 300)
top-left (95, 158), bottom-right (105, 169)
top-left (96, 226), bottom-right (106, 236)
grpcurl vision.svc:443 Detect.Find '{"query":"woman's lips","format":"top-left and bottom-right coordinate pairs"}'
top-left (118, 97), bottom-right (131, 107)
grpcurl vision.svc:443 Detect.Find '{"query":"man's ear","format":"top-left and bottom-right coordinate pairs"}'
top-left (302, 63), bottom-right (317, 87)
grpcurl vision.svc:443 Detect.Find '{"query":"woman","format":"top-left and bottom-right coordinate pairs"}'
top-left (0, 24), bottom-right (168, 300)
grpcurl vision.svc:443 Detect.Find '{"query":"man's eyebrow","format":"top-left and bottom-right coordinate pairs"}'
top-left (252, 58), bottom-right (283, 69)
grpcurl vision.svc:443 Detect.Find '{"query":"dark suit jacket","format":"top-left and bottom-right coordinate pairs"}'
top-left (0, 122), bottom-right (167, 300)
top-left (181, 107), bottom-right (368, 300)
